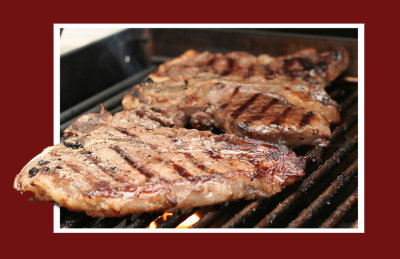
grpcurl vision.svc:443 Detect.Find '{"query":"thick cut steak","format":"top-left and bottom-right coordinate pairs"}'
top-left (122, 76), bottom-right (334, 146)
top-left (123, 48), bottom-right (348, 146)
top-left (152, 48), bottom-right (349, 87)
top-left (14, 108), bottom-right (305, 217)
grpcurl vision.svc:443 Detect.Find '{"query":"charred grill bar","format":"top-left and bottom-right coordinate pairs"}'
top-left (60, 66), bottom-right (157, 133)
top-left (59, 29), bottom-right (358, 228)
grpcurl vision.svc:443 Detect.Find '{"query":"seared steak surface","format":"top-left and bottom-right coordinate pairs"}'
top-left (14, 48), bottom-right (348, 218)
top-left (14, 109), bottom-right (305, 217)
top-left (123, 76), bottom-right (334, 146)
top-left (123, 48), bottom-right (348, 146)
top-left (153, 48), bottom-right (349, 87)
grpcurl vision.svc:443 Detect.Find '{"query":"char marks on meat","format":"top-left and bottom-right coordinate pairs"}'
top-left (122, 76), bottom-right (334, 147)
top-left (14, 48), bottom-right (349, 218)
top-left (14, 109), bottom-right (305, 217)
top-left (123, 48), bottom-right (348, 146)
top-left (152, 48), bottom-right (349, 87)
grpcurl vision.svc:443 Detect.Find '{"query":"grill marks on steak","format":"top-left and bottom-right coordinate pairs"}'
top-left (14, 109), bottom-right (305, 217)
top-left (231, 93), bottom-right (262, 119)
top-left (122, 76), bottom-right (334, 146)
top-left (14, 49), bottom-right (348, 218)
top-left (214, 92), bottom-right (330, 146)
top-left (110, 145), bottom-right (155, 178)
top-left (152, 48), bottom-right (349, 87)
top-left (122, 48), bottom-right (348, 146)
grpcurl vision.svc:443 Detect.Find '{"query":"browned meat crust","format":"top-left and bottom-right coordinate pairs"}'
top-left (122, 76), bottom-right (333, 147)
top-left (153, 48), bottom-right (349, 87)
top-left (14, 109), bottom-right (305, 217)
top-left (122, 48), bottom-right (348, 146)
top-left (14, 49), bottom-right (347, 217)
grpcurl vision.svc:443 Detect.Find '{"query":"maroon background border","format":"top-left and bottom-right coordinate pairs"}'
top-left (2, 1), bottom-right (393, 258)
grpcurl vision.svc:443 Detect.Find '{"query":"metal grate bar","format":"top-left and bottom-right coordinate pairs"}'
top-left (61, 66), bottom-right (156, 123)
top-left (330, 112), bottom-right (357, 143)
top-left (90, 216), bottom-right (128, 228)
top-left (305, 111), bottom-right (357, 163)
top-left (305, 82), bottom-right (357, 163)
top-left (60, 67), bottom-right (156, 133)
top-left (288, 161), bottom-right (358, 228)
top-left (110, 105), bottom-right (123, 114)
top-left (191, 207), bottom-right (224, 228)
top-left (329, 83), bottom-right (356, 103)
top-left (60, 211), bottom-right (88, 228)
top-left (60, 91), bottom-right (126, 133)
top-left (256, 136), bottom-right (358, 228)
top-left (209, 200), bottom-right (255, 228)
top-left (191, 201), bottom-right (250, 228)
top-left (320, 189), bottom-right (358, 228)
top-left (126, 213), bottom-right (163, 228)
top-left (340, 91), bottom-right (358, 112)
top-left (151, 56), bottom-right (172, 65)
top-left (220, 200), bottom-right (266, 228)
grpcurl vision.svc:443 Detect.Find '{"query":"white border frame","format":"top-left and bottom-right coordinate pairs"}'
top-left (53, 23), bottom-right (364, 233)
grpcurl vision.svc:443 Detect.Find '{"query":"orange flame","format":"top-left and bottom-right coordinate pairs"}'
top-left (162, 212), bottom-right (173, 221)
top-left (147, 212), bottom-right (201, 229)
top-left (176, 213), bottom-right (200, 228)
top-left (147, 221), bottom-right (157, 229)
top-left (147, 212), bottom-right (173, 229)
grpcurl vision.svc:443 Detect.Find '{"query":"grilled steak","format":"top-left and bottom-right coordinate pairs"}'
top-left (122, 48), bottom-right (348, 146)
top-left (14, 108), bottom-right (305, 217)
top-left (122, 76), bottom-right (334, 146)
top-left (153, 48), bottom-right (349, 87)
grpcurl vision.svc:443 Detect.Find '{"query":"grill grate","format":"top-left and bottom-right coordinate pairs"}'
top-left (321, 189), bottom-right (358, 228)
top-left (287, 161), bottom-right (357, 228)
